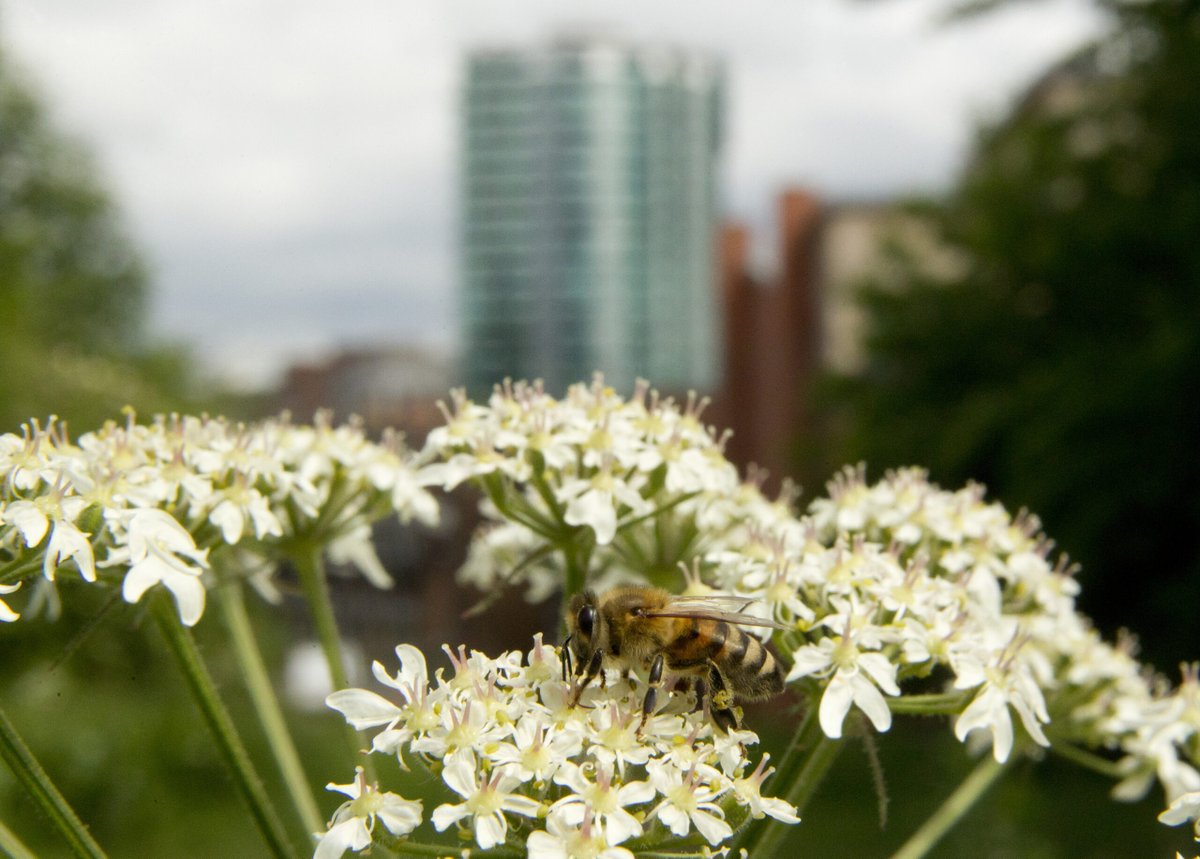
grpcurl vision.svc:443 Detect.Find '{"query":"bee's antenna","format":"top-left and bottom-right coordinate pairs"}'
top-left (561, 635), bottom-right (574, 682)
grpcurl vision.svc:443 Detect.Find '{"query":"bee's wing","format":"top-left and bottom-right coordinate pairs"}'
top-left (642, 595), bottom-right (790, 631)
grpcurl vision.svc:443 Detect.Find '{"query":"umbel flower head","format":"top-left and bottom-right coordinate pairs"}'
top-left (423, 376), bottom-right (743, 600)
top-left (422, 377), bottom-right (1199, 836)
top-left (322, 635), bottom-right (800, 857)
top-left (0, 411), bottom-right (439, 626)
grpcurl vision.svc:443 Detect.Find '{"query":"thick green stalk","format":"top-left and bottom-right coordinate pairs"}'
top-left (292, 543), bottom-right (351, 692)
top-left (0, 817), bottom-right (38, 859)
top-left (291, 543), bottom-right (373, 779)
top-left (561, 539), bottom-right (592, 605)
top-left (217, 579), bottom-right (323, 835)
top-left (0, 708), bottom-right (107, 859)
top-left (890, 753), bottom-right (1011, 859)
top-left (152, 592), bottom-right (297, 859)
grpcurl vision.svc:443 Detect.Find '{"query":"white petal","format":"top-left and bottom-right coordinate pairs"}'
top-left (431, 801), bottom-right (468, 832)
top-left (0, 587), bottom-right (19, 622)
top-left (526, 830), bottom-right (566, 859)
top-left (785, 644), bottom-right (832, 681)
top-left (121, 558), bottom-right (165, 604)
top-left (45, 521), bottom-right (96, 582)
top-left (7, 503), bottom-right (49, 547)
top-left (617, 778), bottom-right (656, 806)
top-left (857, 652), bottom-right (900, 696)
top-left (564, 489), bottom-right (617, 545)
top-left (474, 812), bottom-right (506, 849)
top-left (1160, 791), bottom-right (1200, 826)
top-left (325, 689), bottom-right (402, 729)
top-left (501, 793), bottom-right (543, 818)
top-left (1011, 697), bottom-right (1050, 749)
top-left (850, 673), bottom-right (893, 733)
top-left (209, 500), bottom-right (244, 544)
top-left (247, 494), bottom-right (284, 538)
top-left (313, 817), bottom-right (370, 859)
top-left (440, 758), bottom-right (477, 800)
top-left (690, 809), bottom-right (733, 846)
top-left (164, 572), bottom-right (207, 626)
top-left (377, 796), bottom-right (423, 836)
top-left (819, 673), bottom-right (855, 739)
top-left (395, 644), bottom-right (429, 688)
top-left (604, 808), bottom-right (643, 844)
top-left (328, 531), bottom-right (393, 589)
top-left (759, 796), bottom-right (802, 824)
top-left (657, 803), bottom-right (692, 837)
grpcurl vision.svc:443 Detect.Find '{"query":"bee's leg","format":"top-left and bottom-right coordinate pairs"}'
top-left (705, 660), bottom-right (741, 734)
top-left (569, 649), bottom-right (604, 707)
top-left (637, 653), bottom-right (666, 735)
top-left (692, 677), bottom-right (708, 713)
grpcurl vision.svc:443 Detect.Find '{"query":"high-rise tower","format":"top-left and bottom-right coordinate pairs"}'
top-left (460, 33), bottom-right (724, 396)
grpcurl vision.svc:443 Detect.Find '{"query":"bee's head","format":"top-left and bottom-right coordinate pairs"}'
top-left (566, 590), bottom-right (600, 661)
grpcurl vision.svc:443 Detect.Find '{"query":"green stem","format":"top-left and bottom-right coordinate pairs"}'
top-left (733, 705), bottom-right (842, 857)
top-left (217, 579), bottom-right (324, 835)
top-left (615, 490), bottom-right (700, 534)
top-left (752, 733), bottom-right (843, 857)
top-left (888, 691), bottom-right (972, 715)
top-left (291, 543), bottom-right (373, 778)
top-left (0, 817), bottom-right (38, 859)
top-left (0, 707), bottom-right (107, 859)
top-left (152, 591), bottom-right (297, 859)
top-left (1047, 740), bottom-right (1124, 779)
top-left (528, 466), bottom-right (567, 524)
top-left (786, 733), bottom-right (843, 815)
top-left (387, 839), bottom-right (522, 857)
top-left (0, 556), bottom-right (42, 586)
top-left (890, 753), bottom-right (1011, 859)
top-left (292, 543), bottom-right (350, 692)
top-left (561, 540), bottom-right (592, 605)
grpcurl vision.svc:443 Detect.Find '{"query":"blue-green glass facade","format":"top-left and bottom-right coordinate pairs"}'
top-left (460, 36), bottom-right (724, 397)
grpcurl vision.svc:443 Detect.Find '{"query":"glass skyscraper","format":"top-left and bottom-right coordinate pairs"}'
top-left (460, 34), bottom-right (725, 397)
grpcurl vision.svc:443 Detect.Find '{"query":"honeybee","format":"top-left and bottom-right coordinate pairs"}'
top-left (563, 585), bottom-right (787, 733)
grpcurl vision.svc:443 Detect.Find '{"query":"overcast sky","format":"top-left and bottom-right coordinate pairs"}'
top-left (4, 0), bottom-right (1106, 391)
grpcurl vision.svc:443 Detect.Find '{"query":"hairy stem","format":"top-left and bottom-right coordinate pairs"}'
top-left (0, 707), bottom-right (107, 859)
top-left (152, 591), bottom-right (298, 859)
top-left (217, 579), bottom-right (323, 835)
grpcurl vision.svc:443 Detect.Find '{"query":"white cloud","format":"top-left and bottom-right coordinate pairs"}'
top-left (3, 0), bottom-right (1106, 390)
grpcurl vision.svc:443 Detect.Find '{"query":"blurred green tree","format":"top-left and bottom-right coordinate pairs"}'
top-left (0, 44), bottom-right (197, 431)
top-left (821, 0), bottom-right (1200, 667)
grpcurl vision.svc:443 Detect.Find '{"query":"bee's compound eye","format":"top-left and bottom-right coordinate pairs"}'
top-left (577, 605), bottom-right (595, 638)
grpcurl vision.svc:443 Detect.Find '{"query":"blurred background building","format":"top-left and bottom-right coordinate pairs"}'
top-left (276, 345), bottom-right (450, 437)
top-left (460, 32), bottom-right (724, 397)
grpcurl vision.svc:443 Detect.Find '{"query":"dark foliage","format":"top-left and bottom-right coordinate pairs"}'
top-left (823, 0), bottom-right (1200, 668)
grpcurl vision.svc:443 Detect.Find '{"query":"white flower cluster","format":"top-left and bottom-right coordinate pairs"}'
top-left (322, 635), bottom-right (799, 858)
top-left (704, 465), bottom-right (1200, 830)
top-left (0, 413), bottom-right (438, 625)
top-left (424, 377), bottom-right (740, 598)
